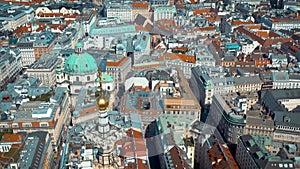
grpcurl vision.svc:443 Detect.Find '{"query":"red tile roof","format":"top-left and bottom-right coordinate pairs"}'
top-left (158, 52), bottom-right (196, 64)
top-left (122, 128), bottom-right (149, 169)
top-left (13, 25), bottom-right (32, 37)
top-left (3, 133), bottom-right (24, 143)
top-left (205, 16), bottom-right (221, 22)
top-left (207, 142), bottom-right (239, 169)
top-left (245, 24), bottom-right (268, 30)
top-left (290, 45), bottom-right (299, 52)
top-left (132, 3), bottom-right (149, 8)
top-left (106, 57), bottom-right (129, 67)
top-left (235, 26), bottom-right (294, 47)
top-left (172, 46), bottom-right (188, 52)
top-left (168, 145), bottom-right (190, 169)
top-left (156, 19), bottom-right (176, 32)
top-left (193, 8), bottom-right (214, 15)
top-left (194, 26), bottom-right (216, 31)
top-left (271, 17), bottom-right (300, 23)
top-left (135, 25), bottom-right (151, 32)
top-left (231, 20), bottom-right (254, 26)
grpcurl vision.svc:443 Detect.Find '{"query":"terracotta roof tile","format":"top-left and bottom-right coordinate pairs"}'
top-left (290, 45), bottom-right (299, 51)
top-left (3, 133), bottom-right (24, 143)
top-left (158, 52), bottom-right (196, 64)
top-left (193, 8), bottom-right (213, 15)
top-left (106, 57), bottom-right (129, 67)
top-left (172, 47), bottom-right (188, 52)
top-left (231, 20), bottom-right (254, 26)
top-left (169, 145), bottom-right (190, 169)
top-left (207, 142), bottom-right (239, 169)
top-left (194, 26), bottom-right (216, 31)
top-left (132, 3), bottom-right (149, 8)
top-left (205, 16), bottom-right (221, 21)
top-left (271, 17), bottom-right (300, 23)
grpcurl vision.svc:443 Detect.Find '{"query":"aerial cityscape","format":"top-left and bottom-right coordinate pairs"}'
top-left (0, 0), bottom-right (299, 168)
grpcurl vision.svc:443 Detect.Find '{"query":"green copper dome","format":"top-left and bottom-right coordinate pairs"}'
top-left (96, 74), bottom-right (113, 83)
top-left (64, 52), bottom-right (98, 75)
top-left (76, 42), bottom-right (83, 47)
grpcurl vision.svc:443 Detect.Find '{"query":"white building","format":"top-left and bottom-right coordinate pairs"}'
top-left (154, 6), bottom-right (176, 22)
top-left (272, 71), bottom-right (300, 89)
top-left (262, 16), bottom-right (300, 30)
top-left (106, 5), bottom-right (132, 23)
top-left (240, 39), bottom-right (260, 55)
top-left (195, 45), bottom-right (216, 67)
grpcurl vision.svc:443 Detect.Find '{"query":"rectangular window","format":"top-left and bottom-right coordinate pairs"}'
top-left (40, 123), bottom-right (48, 127)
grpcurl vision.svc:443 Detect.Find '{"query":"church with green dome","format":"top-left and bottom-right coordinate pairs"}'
top-left (56, 42), bottom-right (114, 94)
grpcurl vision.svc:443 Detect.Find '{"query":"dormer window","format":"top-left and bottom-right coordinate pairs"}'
top-left (283, 116), bottom-right (291, 123)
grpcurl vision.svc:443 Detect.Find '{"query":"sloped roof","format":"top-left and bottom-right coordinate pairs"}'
top-left (157, 52), bottom-right (196, 64)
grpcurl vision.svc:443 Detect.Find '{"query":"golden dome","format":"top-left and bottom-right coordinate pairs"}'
top-left (97, 96), bottom-right (109, 111)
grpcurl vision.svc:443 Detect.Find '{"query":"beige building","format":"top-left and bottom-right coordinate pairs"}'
top-left (106, 56), bottom-right (132, 90)
top-left (261, 89), bottom-right (300, 143)
top-left (245, 110), bottom-right (275, 137)
top-left (27, 57), bottom-right (60, 86)
top-left (234, 75), bottom-right (262, 93)
top-left (131, 3), bottom-right (150, 21)
top-left (17, 31), bottom-right (56, 67)
top-left (164, 68), bottom-right (201, 121)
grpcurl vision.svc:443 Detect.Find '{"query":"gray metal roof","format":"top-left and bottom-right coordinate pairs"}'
top-left (234, 75), bottom-right (262, 85)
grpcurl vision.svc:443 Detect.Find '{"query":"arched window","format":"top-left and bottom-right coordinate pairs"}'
top-left (107, 86), bottom-right (110, 90)
top-left (87, 76), bottom-right (90, 81)
top-left (86, 64), bottom-right (88, 68)
top-left (57, 76), bottom-right (59, 79)
top-left (76, 77), bottom-right (79, 81)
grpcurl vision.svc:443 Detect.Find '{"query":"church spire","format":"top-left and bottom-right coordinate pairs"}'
top-left (96, 69), bottom-right (109, 111)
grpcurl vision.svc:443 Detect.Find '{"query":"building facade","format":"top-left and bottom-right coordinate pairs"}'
top-left (0, 3), bottom-right (34, 30)
top-left (190, 66), bottom-right (234, 107)
top-left (0, 48), bottom-right (22, 90)
top-left (236, 135), bottom-right (295, 169)
top-left (106, 4), bottom-right (132, 22)
top-left (154, 6), bottom-right (176, 22)
top-left (27, 57), bottom-right (60, 86)
top-left (261, 89), bottom-right (300, 144)
top-left (105, 56), bottom-right (132, 90)
top-left (18, 31), bottom-right (56, 67)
